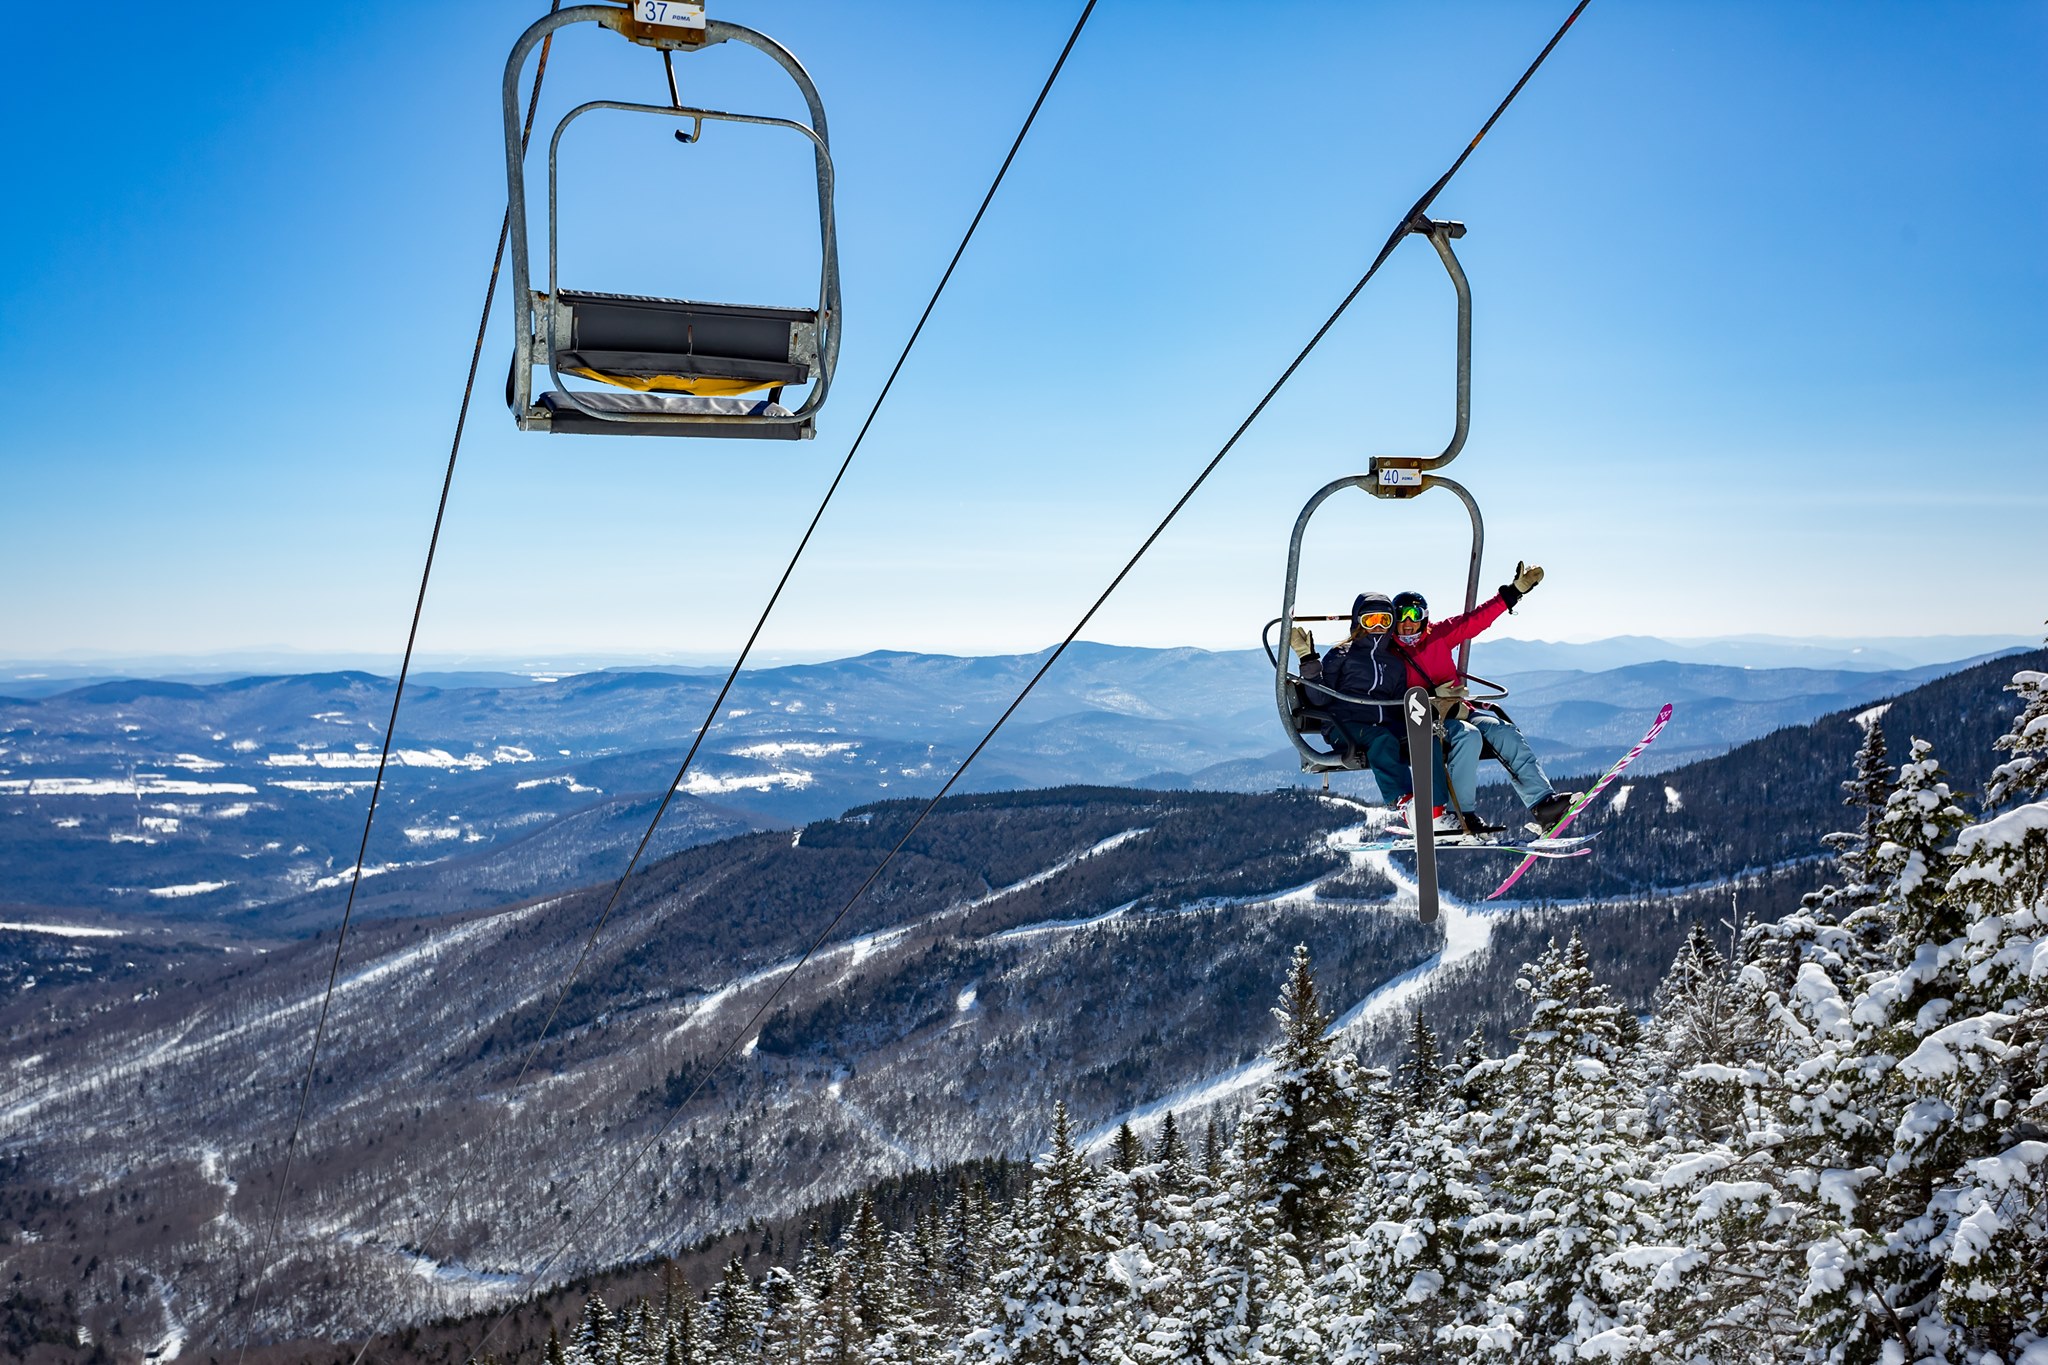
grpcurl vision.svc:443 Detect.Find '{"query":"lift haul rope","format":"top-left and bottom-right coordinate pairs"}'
top-left (458, 3), bottom-right (1591, 1357)
top-left (228, 7), bottom-right (569, 1359)
top-left (495, 0), bottom-right (1101, 1112)
top-left (450, 7), bottom-right (1100, 1360)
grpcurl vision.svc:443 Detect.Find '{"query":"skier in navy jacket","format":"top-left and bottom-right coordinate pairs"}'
top-left (1290, 591), bottom-right (1454, 827)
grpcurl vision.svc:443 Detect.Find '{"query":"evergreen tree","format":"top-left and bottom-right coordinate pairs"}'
top-left (546, 1326), bottom-right (569, 1365)
top-left (707, 1254), bottom-right (761, 1363)
top-left (1398, 1011), bottom-right (1447, 1114)
top-left (1237, 945), bottom-right (1366, 1256)
top-left (1471, 932), bottom-right (1652, 1360)
top-left (1865, 737), bottom-right (1972, 966)
top-left (961, 1103), bottom-right (1111, 1364)
top-left (575, 1295), bottom-right (620, 1365)
top-left (1986, 649), bottom-right (2048, 808)
top-left (1151, 1111), bottom-right (1192, 1191)
top-left (1111, 1121), bottom-right (1145, 1174)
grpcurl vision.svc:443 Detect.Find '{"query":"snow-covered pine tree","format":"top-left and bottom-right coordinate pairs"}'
top-left (1646, 921), bottom-right (1776, 1145)
top-left (1938, 781), bottom-right (2048, 1360)
top-left (1152, 1111), bottom-right (1192, 1191)
top-left (1328, 1074), bottom-right (1492, 1361)
top-left (1398, 1012), bottom-right (1447, 1115)
top-left (573, 1294), bottom-right (621, 1365)
top-left (619, 1300), bottom-right (661, 1365)
top-left (1806, 719), bottom-right (1895, 929)
top-left (1623, 926), bottom-right (1814, 1363)
top-left (1237, 945), bottom-right (1366, 1256)
top-left (1797, 736), bottom-right (2020, 1365)
top-left (706, 1254), bottom-right (761, 1363)
top-left (1112, 1121), bottom-right (1145, 1174)
top-left (1986, 644), bottom-right (2048, 809)
top-left (960, 1102), bottom-right (1112, 1365)
top-left (1469, 931), bottom-right (1653, 1361)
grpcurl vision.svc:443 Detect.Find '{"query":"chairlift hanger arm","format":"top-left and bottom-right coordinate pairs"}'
top-left (1368, 219), bottom-right (1471, 492)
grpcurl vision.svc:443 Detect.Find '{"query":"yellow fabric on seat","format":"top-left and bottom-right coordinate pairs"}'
top-left (565, 367), bottom-right (773, 397)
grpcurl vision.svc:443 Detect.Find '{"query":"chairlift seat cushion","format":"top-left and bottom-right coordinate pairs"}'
top-left (555, 290), bottom-right (817, 396)
top-left (537, 389), bottom-right (809, 440)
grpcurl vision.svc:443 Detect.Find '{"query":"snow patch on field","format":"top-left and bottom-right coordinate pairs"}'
top-left (729, 740), bottom-right (856, 760)
top-left (679, 769), bottom-right (815, 795)
top-left (1665, 785), bottom-right (1684, 812)
top-left (514, 774), bottom-right (599, 793)
top-left (1852, 702), bottom-right (1894, 731)
top-left (147, 881), bottom-right (232, 899)
top-left (0, 776), bottom-right (257, 797)
top-left (1610, 784), bottom-right (1633, 813)
top-left (0, 921), bottom-right (123, 939)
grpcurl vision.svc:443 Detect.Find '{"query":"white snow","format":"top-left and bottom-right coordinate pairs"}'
top-left (140, 816), bottom-right (180, 834)
top-left (169, 753), bottom-right (223, 771)
top-left (729, 740), bottom-right (856, 759)
top-left (1610, 784), bottom-right (1633, 812)
top-left (514, 774), bottom-right (599, 793)
top-left (1664, 785), bottom-right (1684, 812)
top-left (269, 779), bottom-right (376, 793)
top-left (147, 881), bottom-right (233, 899)
top-left (0, 921), bottom-right (123, 939)
top-left (263, 748), bottom-right (489, 770)
top-left (679, 768), bottom-right (816, 795)
top-left (1852, 702), bottom-right (1894, 731)
top-left (956, 984), bottom-right (978, 1012)
top-left (404, 825), bottom-right (465, 844)
top-left (969, 828), bottom-right (1152, 912)
top-left (0, 775), bottom-right (257, 796)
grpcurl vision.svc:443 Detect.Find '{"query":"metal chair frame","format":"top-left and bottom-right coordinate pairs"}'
top-left (502, 6), bottom-right (842, 438)
top-left (1272, 219), bottom-right (1496, 774)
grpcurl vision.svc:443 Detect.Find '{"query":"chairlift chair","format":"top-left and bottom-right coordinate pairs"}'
top-left (1272, 218), bottom-right (1504, 773)
top-left (503, 2), bottom-right (841, 439)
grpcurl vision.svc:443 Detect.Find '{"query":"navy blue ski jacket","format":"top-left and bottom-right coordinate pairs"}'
top-left (1300, 632), bottom-right (1407, 726)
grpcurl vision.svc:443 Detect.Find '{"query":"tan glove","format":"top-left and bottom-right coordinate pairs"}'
top-left (1432, 681), bottom-right (1472, 721)
top-left (1288, 625), bottom-right (1316, 659)
top-left (1512, 561), bottom-right (1544, 594)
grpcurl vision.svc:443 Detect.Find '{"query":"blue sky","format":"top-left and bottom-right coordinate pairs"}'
top-left (2, 1), bottom-right (2042, 663)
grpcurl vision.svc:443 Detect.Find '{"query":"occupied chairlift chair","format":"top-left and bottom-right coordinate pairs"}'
top-left (503, 2), bottom-right (840, 439)
top-left (1269, 218), bottom-right (1507, 774)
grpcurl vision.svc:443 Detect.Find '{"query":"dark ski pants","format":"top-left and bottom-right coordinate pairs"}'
top-left (1327, 717), bottom-right (1449, 808)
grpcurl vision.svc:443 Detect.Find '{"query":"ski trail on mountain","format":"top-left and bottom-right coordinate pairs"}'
top-left (1081, 838), bottom-right (1495, 1148)
top-left (1, 898), bottom-right (560, 1129)
top-left (965, 827), bottom-right (1151, 910)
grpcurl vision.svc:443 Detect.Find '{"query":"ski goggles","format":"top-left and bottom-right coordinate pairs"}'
top-left (1358, 610), bottom-right (1394, 632)
top-left (1397, 603), bottom-right (1427, 624)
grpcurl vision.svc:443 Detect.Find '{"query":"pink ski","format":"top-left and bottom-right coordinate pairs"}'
top-left (1486, 702), bottom-right (1674, 901)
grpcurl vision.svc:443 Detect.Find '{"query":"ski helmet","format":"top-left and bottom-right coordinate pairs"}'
top-left (1393, 590), bottom-right (1428, 636)
top-left (1351, 591), bottom-right (1394, 633)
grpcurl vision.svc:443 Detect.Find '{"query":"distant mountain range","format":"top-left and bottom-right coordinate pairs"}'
top-left (7, 646), bottom-right (2040, 1353)
top-left (0, 642), bottom-right (2026, 922)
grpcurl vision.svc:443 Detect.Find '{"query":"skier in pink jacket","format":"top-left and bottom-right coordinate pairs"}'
top-left (1390, 562), bottom-right (1579, 834)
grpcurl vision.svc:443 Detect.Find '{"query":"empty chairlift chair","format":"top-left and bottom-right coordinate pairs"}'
top-left (502, 2), bottom-right (840, 439)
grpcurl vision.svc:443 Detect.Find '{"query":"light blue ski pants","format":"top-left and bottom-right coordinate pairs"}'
top-left (1443, 710), bottom-right (1553, 812)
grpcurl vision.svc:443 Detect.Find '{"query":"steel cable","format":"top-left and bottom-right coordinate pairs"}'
top-left (226, 6), bottom-right (564, 1357)
top-left (458, 0), bottom-right (1588, 1354)
top-left (449, 7), bottom-right (1099, 1358)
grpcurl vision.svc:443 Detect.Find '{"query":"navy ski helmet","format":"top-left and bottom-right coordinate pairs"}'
top-left (1393, 590), bottom-right (1428, 638)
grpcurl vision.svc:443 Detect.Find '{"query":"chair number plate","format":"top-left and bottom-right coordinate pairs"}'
top-left (634, 0), bottom-right (706, 29)
top-left (1377, 468), bottom-right (1423, 487)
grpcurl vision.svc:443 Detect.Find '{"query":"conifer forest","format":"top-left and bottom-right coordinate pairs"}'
top-left (429, 663), bottom-right (2048, 1365)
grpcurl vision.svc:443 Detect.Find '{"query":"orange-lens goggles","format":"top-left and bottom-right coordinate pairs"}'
top-left (1359, 611), bottom-right (1394, 631)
